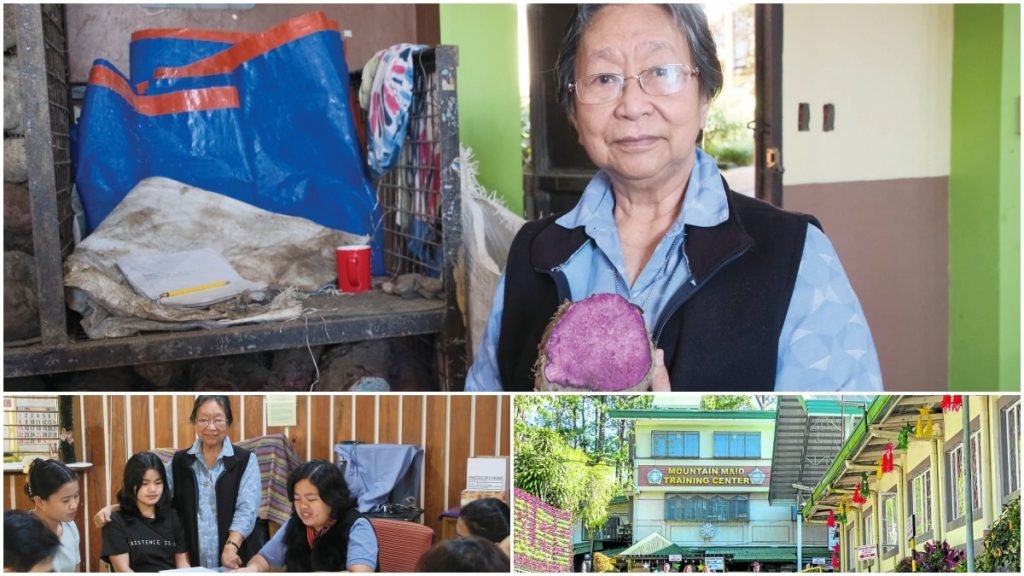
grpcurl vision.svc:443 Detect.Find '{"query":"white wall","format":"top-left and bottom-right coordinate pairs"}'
top-left (633, 492), bottom-right (829, 545)
top-left (783, 4), bottom-right (953, 185)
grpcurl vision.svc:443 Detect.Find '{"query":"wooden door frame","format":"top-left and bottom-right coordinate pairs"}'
top-left (755, 4), bottom-right (784, 206)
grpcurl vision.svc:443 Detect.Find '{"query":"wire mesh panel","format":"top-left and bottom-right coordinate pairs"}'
top-left (39, 3), bottom-right (74, 259)
top-left (372, 46), bottom-right (466, 387)
top-left (374, 49), bottom-right (445, 278)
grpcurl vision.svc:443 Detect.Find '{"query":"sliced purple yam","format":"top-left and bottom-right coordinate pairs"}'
top-left (534, 293), bottom-right (654, 392)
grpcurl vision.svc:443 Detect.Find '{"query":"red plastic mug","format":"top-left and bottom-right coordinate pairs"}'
top-left (336, 245), bottom-right (371, 293)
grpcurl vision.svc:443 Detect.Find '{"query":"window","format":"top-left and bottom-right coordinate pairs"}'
top-left (910, 470), bottom-right (932, 535)
top-left (947, 431), bottom-right (983, 521)
top-left (712, 432), bottom-right (761, 458)
top-left (652, 431), bottom-right (700, 458)
top-left (863, 511), bottom-right (874, 545)
top-left (882, 493), bottom-right (898, 551)
top-left (1002, 400), bottom-right (1020, 497)
top-left (665, 494), bottom-right (749, 522)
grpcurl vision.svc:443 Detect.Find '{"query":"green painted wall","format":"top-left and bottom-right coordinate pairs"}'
top-left (949, 5), bottom-right (1020, 391)
top-left (440, 4), bottom-right (524, 216)
top-left (997, 3), bottom-right (1020, 392)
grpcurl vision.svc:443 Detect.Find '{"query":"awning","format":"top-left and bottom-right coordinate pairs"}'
top-left (705, 546), bottom-right (833, 562)
top-left (802, 395), bottom-right (946, 521)
top-left (616, 532), bottom-right (691, 557)
top-left (706, 547), bottom-right (794, 562)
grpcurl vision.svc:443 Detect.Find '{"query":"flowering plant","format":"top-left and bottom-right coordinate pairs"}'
top-left (513, 488), bottom-right (574, 572)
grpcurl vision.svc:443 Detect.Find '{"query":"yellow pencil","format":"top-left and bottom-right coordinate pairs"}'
top-left (160, 280), bottom-right (231, 299)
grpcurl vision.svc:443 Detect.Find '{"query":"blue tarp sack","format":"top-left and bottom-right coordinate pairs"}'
top-left (74, 12), bottom-right (385, 274)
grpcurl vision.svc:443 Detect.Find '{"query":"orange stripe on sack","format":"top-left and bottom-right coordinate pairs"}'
top-left (153, 12), bottom-right (339, 79)
top-left (88, 66), bottom-right (240, 116)
top-left (131, 27), bottom-right (252, 43)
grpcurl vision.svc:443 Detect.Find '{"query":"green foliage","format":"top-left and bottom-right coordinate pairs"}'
top-left (514, 396), bottom-right (653, 531)
top-left (702, 106), bottom-right (753, 169)
top-left (977, 497), bottom-right (1020, 572)
top-left (700, 395), bottom-right (754, 411)
top-left (894, 541), bottom-right (965, 572)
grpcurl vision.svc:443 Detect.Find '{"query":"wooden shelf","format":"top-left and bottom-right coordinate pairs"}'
top-left (4, 292), bottom-right (445, 378)
top-left (3, 461), bottom-right (92, 474)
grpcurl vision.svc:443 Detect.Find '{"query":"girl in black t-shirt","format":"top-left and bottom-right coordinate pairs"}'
top-left (102, 452), bottom-right (190, 572)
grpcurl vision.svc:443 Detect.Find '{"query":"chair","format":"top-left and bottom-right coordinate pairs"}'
top-left (369, 518), bottom-right (435, 572)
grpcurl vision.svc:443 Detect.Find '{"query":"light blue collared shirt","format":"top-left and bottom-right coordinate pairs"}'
top-left (258, 517), bottom-right (378, 570)
top-left (466, 149), bottom-right (883, 392)
top-left (166, 436), bottom-right (261, 568)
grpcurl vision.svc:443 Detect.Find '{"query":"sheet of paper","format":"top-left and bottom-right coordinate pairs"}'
top-left (266, 395), bottom-right (297, 427)
top-left (117, 248), bottom-right (265, 307)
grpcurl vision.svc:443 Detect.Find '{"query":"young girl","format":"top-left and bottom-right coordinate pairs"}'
top-left (101, 452), bottom-right (189, 572)
top-left (25, 459), bottom-right (81, 572)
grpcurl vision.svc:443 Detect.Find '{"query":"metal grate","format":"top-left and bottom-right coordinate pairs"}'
top-left (40, 4), bottom-right (74, 258)
top-left (374, 49), bottom-right (444, 278)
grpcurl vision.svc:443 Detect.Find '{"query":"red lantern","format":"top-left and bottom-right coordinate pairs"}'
top-left (831, 542), bottom-right (840, 570)
top-left (882, 443), bottom-right (895, 473)
top-left (827, 510), bottom-right (836, 528)
top-left (942, 395), bottom-right (963, 412)
top-left (852, 483), bottom-right (866, 505)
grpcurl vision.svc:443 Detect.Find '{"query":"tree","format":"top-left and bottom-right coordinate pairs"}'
top-left (515, 395), bottom-right (653, 529)
top-left (593, 552), bottom-right (616, 572)
top-left (700, 395), bottom-right (754, 410)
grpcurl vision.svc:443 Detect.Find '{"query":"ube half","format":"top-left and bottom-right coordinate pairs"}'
top-left (534, 293), bottom-right (655, 392)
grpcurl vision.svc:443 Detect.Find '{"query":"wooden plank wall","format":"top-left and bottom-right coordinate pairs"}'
top-left (3, 393), bottom-right (510, 572)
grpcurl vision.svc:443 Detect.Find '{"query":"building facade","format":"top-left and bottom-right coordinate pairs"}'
top-left (611, 397), bottom-right (830, 571)
top-left (801, 395), bottom-right (1020, 572)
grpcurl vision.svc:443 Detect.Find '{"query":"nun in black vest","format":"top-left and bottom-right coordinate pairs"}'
top-left (464, 4), bottom-right (883, 393)
top-left (95, 396), bottom-right (262, 569)
top-left (234, 460), bottom-right (379, 572)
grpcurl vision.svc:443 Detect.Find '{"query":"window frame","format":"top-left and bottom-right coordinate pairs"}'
top-left (712, 431), bottom-right (761, 459)
top-left (881, 492), bottom-right (898, 556)
top-left (1001, 400), bottom-right (1020, 499)
top-left (946, 430), bottom-right (983, 522)
top-left (664, 494), bottom-right (750, 522)
top-left (909, 469), bottom-right (933, 537)
top-left (651, 431), bottom-right (700, 458)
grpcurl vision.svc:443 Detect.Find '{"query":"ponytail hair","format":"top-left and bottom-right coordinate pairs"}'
top-left (24, 458), bottom-right (76, 501)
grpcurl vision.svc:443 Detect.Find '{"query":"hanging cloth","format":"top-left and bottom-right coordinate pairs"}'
top-left (367, 43), bottom-right (428, 177)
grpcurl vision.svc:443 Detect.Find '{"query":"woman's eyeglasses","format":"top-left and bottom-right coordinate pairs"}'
top-left (570, 64), bottom-right (699, 105)
top-left (195, 418), bottom-right (228, 428)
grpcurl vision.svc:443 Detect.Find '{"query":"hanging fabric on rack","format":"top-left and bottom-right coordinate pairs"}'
top-left (367, 43), bottom-right (428, 178)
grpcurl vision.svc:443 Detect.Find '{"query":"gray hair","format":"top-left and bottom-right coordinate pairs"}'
top-left (555, 4), bottom-right (724, 116)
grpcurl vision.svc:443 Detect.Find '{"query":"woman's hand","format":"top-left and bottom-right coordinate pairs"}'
top-left (221, 545), bottom-right (243, 570)
top-left (232, 555), bottom-right (269, 573)
top-left (650, 349), bottom-right (670, 391)
top-left (93, 505), bottom-right (116, 528)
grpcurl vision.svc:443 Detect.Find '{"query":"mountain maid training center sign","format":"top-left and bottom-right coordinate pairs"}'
top-left (639, 465), bottom-right (771, 487)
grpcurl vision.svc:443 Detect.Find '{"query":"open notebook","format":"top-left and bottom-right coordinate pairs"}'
top-left (117, 248), bottom-right (265, 307)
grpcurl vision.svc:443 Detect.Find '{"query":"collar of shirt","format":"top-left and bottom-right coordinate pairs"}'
top-left (186, 436), bottom-right (235, 468)
top-left (554, 148), bottom-right (729, 235)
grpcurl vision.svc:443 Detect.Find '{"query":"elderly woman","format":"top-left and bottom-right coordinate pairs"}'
top-left (467, 4), bottom-right (882, 392)
top-left (96, 396), bottom-right (261, 569)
